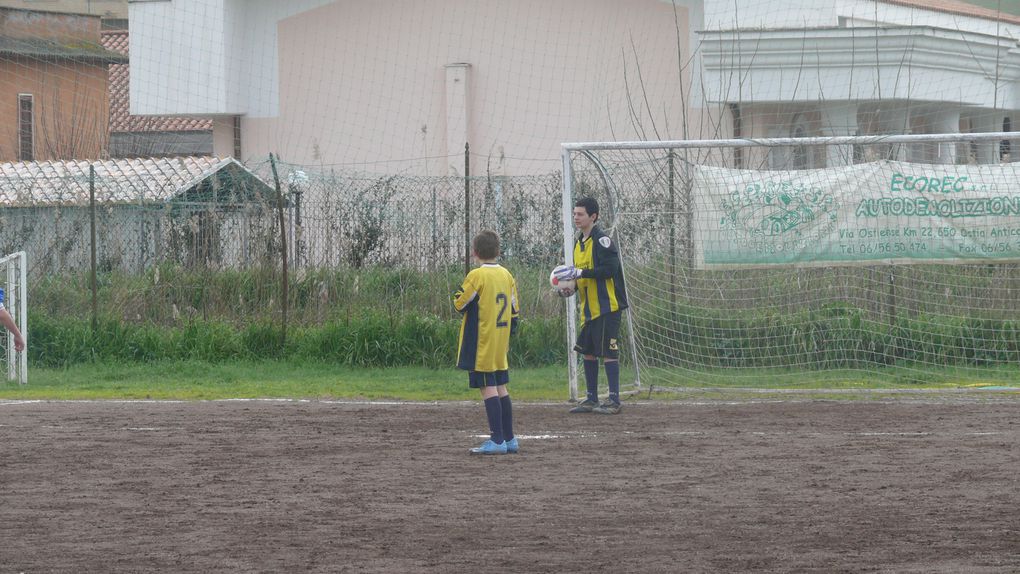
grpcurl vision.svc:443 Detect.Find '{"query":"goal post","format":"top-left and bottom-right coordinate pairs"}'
top-left (561, 132), bottom-right (1020, 393)
top-left (0, 251), bottom-right (27, 385)
top-left (561, 150), bottom-right (643, 402)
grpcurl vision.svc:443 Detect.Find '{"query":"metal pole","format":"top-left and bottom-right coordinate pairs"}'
top-left (668, 151), bottom-right (677, 318)
top-left (561, 148), bottom-right (578, 401)
top-left (17, 252), bottom-right (25, 384)
top-left (269, 154), bottom-right (288, 346)
top-left (89, 164), bottom-right (98, 334)
top-left (464, 142), bottom-right (470, 276)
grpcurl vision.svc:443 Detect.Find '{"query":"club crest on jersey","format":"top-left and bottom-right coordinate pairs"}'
top-left (599, 236), bottom-right (612, 249)
top-left (609, 338), bottom-right (618, 351)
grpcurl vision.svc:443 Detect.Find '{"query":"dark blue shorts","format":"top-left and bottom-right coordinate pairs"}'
top-left (468, 370), bottom-right (510, 388)
top-left (574, 310), bottom-right (622, 359)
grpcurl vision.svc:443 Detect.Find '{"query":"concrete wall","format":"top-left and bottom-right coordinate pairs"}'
top-left (131, 0), bottom-right (712, 175)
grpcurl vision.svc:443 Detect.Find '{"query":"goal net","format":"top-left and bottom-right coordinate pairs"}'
top-left (0, 251), bottom-right (27, 385)
top-left (562, 133), bottom-right (1020, 394)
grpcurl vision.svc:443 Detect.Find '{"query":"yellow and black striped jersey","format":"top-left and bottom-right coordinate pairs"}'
top-left (573, 226), bottom-right (628, 324)
top-left (454, 263), bottom-right (519, 372)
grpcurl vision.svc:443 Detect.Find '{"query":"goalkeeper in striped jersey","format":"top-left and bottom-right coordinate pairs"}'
top-left (553, 197), bottom-right (628, 415)
top-left (453, 230), bottom-right (520, 455)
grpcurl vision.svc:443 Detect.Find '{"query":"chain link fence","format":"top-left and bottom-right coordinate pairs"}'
top-left (1, 156), bottom-right (568, 330)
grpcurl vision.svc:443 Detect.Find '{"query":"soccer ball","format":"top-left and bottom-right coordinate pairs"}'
top-left (549, 265), bottom-right (576, 297)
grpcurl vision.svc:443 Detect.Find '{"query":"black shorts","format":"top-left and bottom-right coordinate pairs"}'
top-left (468, 370), bottom-right (510, 388)
top-left (574, 310), bottom-right (622, 359)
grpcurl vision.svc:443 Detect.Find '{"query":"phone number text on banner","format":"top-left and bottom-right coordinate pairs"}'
top-left (692, 160), bottom-right (1020, 268)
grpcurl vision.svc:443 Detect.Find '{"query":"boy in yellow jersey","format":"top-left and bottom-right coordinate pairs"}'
top-left (554, 197), bottom-right (628, 414)
top-left (454, 230), bottom-right (520, 455)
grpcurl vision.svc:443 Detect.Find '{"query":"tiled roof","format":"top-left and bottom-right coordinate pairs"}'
top-left (879, 0), bottom-right (1020, 26)
top-left (102, 31), bottom-right (213, 134)
top-left (0, 156), bottom-right (263, 205)
top-left (0, 36), bottom-right (126, 63)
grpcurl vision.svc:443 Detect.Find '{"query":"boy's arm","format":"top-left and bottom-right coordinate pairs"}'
top-left (0, 308), bottom-right (25, 352)
top-left (556, 235), bottom-right (621, 281)
top-left (509, 279), bottom-right (520, 336)
top-left (580, 236), bottom-right (621, 280)
top-left (452, 273), bottom-right (479, 313)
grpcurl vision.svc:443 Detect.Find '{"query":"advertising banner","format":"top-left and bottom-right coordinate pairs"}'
top-left (693, 161), bottom-right (1020, 268)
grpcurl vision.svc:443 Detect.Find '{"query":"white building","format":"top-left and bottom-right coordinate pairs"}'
top-left (128, 0), bottom-right (1020, 173)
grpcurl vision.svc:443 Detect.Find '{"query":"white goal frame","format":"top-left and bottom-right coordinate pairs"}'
top-left (560, 132), bottom-right (1020, 398)
top-left (0, 251), bottom-right (27, 385)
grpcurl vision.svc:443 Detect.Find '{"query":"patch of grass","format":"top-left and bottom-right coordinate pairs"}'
top-left (3, 361), bottom-right (1019, 402)
top-left (0, 361), bottom-right (571, 401)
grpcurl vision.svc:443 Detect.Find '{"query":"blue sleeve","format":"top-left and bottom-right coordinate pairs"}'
top-left (583, 239), bottom-right (621, 280)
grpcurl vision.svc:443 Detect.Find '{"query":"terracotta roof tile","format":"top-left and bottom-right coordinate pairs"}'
top-left (102, 31), bottom-right (213, 134)
top-left (879, 0), bottom-right (1020, 26)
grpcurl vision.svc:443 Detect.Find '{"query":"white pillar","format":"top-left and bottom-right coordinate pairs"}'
top-left (932, 110), bottom-right (961, 165)
top-left (969, 113), bottom-right (999, 165)
top-left (819, 104), bottom-right (858, 167)
top-left (445, 63), bottom-right (471, 176)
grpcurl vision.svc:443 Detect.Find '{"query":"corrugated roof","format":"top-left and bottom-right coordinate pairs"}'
top-left (0, 156), bottom-right (268, 205)
top-left (0, 35), bottom-right (126, 63)
top-left (102, 31), bottom-right (213, 134)
top-left (879, 0), bottom-right (1020, 26)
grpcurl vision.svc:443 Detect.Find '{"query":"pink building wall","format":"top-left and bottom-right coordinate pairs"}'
top-left (231, 0), bottom-right (715, 175)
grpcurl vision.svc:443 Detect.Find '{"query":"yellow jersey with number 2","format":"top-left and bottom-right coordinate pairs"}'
top-left (454, 263), bottom-right (519, 372)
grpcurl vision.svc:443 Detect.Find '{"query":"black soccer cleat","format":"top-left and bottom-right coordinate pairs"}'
top-left (593, 401), bottom-right (622, 415)
top-left (569, 399), bottom-right (598, 413)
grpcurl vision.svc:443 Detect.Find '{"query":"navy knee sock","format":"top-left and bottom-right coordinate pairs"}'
top-left (484, 396), bottom-right (504, 444)
top-left (583, 359), bottom-right (599, 402)
top-left (605, 361), bottom-right (620, 404)
top-left (499, 395), bottom-right (514, 441)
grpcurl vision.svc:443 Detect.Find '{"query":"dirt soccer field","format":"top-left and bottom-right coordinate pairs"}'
top-left (1, 397), bottom-right (1018, 573)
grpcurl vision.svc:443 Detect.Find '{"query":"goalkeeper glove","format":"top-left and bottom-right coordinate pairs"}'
top-left (554, 265), bottom-right (583, 280)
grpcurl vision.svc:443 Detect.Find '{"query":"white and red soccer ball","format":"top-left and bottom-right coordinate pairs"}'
top-left (549, 265), bottom-right (576, 297)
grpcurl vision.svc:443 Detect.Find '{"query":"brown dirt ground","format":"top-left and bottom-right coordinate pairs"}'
top-left (1, 397), bottom-right (1019, 573)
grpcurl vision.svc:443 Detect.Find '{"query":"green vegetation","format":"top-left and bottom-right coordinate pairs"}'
top-left (17, 266), bottom-right (1020, 394)
top-left (27, 312), bottom-right (565, 368)
top-left (27, 265), bottom-right (567, 368)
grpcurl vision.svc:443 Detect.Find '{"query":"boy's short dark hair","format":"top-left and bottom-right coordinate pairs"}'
top-left (473, 230), bottom-right (500, 260)
top-left (575, 196), bottom-right (600, 219)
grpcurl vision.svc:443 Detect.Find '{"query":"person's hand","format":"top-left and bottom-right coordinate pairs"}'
top-left (554, 265), bottom-right (583, 281)
top-left (13, 334), bottom-right (24, 352)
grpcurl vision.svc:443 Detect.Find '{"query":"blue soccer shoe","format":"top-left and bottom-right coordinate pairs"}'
top-left (470, 439), bottom-right (508, 455)
top-left (505, 437), bottom-right (520, 454)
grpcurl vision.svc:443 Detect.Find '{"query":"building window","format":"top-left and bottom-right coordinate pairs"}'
top-left (770, 113), bottom-right (812, 170)
top-left (233, 116), bottom-right (242, 159)
top-left (1001, 117), bottom-right (1012, 162)
top-left (18, 94), bottom-right (33, 161)
top-left (790, 116), bottom-right (810, 169)
top-left (729, 103), bottom-right (743, 168)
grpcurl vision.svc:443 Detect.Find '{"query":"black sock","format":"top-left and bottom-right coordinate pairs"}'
top-left (583, 359), bottom-right (599, 402)
top-left (484, 396), bottom-right (504, 444)
top-left (605, 361), bottom-right (620, 404)
top-left (499, 395), bottom-right (514, 441)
